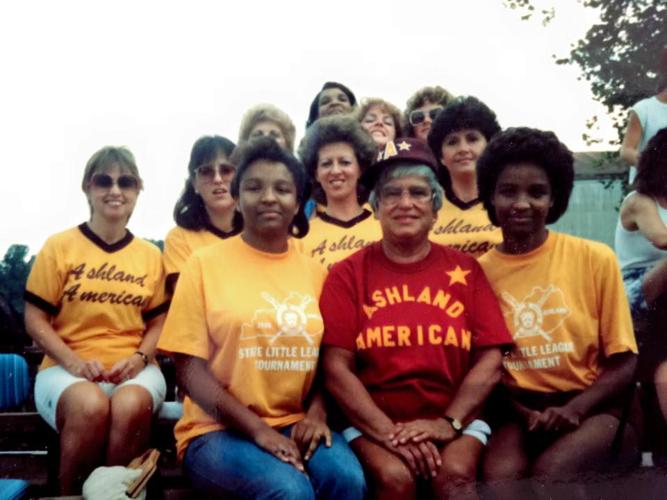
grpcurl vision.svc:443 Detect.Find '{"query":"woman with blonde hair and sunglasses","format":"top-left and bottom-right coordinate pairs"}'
top-left (404, 85), bottom-right (455, 142)
top-left (24, 146), bottom-right (168, 494)
top-left (164, 135), bottom-right (240, 294)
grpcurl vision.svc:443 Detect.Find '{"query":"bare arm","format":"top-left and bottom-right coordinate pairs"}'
top-left (620, 111), bottom-right (642, 167)
top-left (322, 346), bottom-right (395, 442)
top-left (621, 193), bottom-right (667, 249)
top-left (24, 302), bottom-right (103, 380)
top-left (530, 351), bottom-right (636, 432)
top-left (174, 353), bottom-right (305, 471)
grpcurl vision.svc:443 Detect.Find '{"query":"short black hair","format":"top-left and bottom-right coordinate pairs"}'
top-left (427, 96), bottom-right (501, 191)
top-left (305, 81), bottom-right (357, 129)
top-left (635, 127), bottom-right (667, 199)
top-left (477, 127), bottom-right (574, 226)
top-left (299, 115), bottom-right (376, 205)
top-left (173, 135), bottom-right (239, 231)
top-left (231, 136), bottom-right (311, 238)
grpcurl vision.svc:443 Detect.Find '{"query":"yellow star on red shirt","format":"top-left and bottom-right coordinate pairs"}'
top-left (363, 304), bottom-right (378, 319)
top-left (397, 140), bottom-right (412, 151)
top-left (446, 265), bottom-right (471, 286)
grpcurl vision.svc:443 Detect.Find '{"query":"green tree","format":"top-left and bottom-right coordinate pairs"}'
top-left (504, 0), bottom-right (666, 145)
top-left (0, 244), bottom-right (35, 316)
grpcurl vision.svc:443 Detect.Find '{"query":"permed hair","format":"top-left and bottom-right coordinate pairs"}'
top-left (305, 82), bottom-right (357, 129)
top-left (477, 127), bottom-right (574, 226)
top-left (173, 135), bottom-right (240, 231)
top-left (231, 136), bottom-right (311, 238)
top-left (634, 127), bottom-right (667, 199)
top-left (238, 104), bottom-right (296, 152)
top-left (299, 114), bottom-right (377, 205)
top-left (404, 85), bottom-right (455, 137)
top-left (427, 96), bottom-right (501, 191)
top-left (356, 97), bottom-right (405, 139)
top-left (368, 163), bottom-right (444, 213)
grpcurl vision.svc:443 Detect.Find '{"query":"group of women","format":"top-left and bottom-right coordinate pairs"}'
top-left (22, 71), bottom-right (667, 498)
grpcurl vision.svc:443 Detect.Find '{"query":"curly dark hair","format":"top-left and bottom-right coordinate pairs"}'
top-left (634, 127), bottom-right (667, 198)
top-left (173, 135), bottom-right (241, 231)
top-left (477, 127), bottom-right (574, 226)
top-left (298, 114), bottom-right (377, 205)
top-left (231, 136), bottom-right (311, 238)
top-left (427, 96), bottom-right (501, 191)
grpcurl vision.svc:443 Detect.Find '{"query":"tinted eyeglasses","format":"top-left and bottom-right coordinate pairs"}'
top-left (408, 107), bottom-right (443, 126)
top-left (379, 186), bottom-right (434, 206)
top-left (194, 163), bottom-right (236, 183)
top-left (90, 173), bottom-right (140, 190)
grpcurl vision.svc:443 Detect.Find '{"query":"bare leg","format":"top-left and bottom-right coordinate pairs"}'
top-left (107, 385), bottom-right (153, 465)
top-left (654, 361), bottom-right (667, 421)
top-left (351, 436), bottom-right (417, 500)
top-left (531, 414), bottom-right (639, 500)
top-left (641, 259), bottom-right (667, 305)
top-left (481, 422), bottom-right (533, 500)
top-left (430, 435), bottom-right (483, 499)
top-left (56, 382), bottom-right (110, 494)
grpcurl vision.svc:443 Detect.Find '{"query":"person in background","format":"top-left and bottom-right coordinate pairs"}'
top-left (427, 96), bottom-right (503, 258)
top-left (356, 97), bottom-right (404, 148)
top-left (164, 135), bottom-right (240, 294)
top-left (478, 127), bottom-right (640, 499)
top-left (238, 103), bottom-right (296, 152)
top-left (616, 128), bottom-right (667, 461)
top-left (305, 81), bottom-right (357, 129)
top-left (620, 47), bottom-right (667, 182)
top-left (24, 147), bottom-right (168, 494)
top-left (321, 138), bottom-right (512, 499)
top-left (158, 137), bottom-right (366, 499)
top-left (298, 115), bottom-right (382, 270)
top-left (404, 85), bottom-right (455, 142)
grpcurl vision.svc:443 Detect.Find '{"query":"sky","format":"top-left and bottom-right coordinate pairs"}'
top-left (0, 0), bottom-right (613, 257)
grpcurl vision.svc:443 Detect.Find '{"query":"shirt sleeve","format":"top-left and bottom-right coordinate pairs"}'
top-left (163, 228), bottom-right (190, 277)
top-left (594, 245), bottom-right (638, 356)
top-left (24, 236), bottom-right (65, 315)
top-left (468, 259), bottom-right (514, 350)
top-left (320, 260), bottom-right (359, 351)
top-left (158, 252), bottom-right (210, 360)
top-left (142, 247), bottom-right (169, 322)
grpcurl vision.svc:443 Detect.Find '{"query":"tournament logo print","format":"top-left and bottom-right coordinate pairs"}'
top-left (241, 292), bottom-right (323, 345)
top-left (500, 285), bottom-right (570, 341)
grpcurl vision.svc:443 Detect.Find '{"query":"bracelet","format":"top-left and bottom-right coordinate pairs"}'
top-left (134, 351), bottom-right (149, 367)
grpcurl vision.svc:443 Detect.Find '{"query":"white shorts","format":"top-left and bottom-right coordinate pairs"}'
top-left (342, 419), bottom-right (492, 446)
top-left (34, 364), bottom-right (166, 431)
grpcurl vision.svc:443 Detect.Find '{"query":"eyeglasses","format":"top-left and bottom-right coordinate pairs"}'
top-left (194, 163), bottom-right (236, 183)
top-left (90, 173), bottom-right (139, 190)
top-left (379, 186), bottom-right (434, 206)
top-left (408, 107), bottom-right (443, 126)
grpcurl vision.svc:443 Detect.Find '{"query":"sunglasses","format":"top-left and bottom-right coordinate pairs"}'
top-left (408, 107), bottom-right (443, 126)
top-left (194, 163), bottom-right (236, 183)
top-left (90, 173), bottom-right (139, 190)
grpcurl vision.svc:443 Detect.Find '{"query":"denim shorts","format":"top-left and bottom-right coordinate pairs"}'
top-left (622, 267), bottom-right (650, 318)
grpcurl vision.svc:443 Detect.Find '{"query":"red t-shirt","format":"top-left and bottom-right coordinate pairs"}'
top-left (320, 241), bottom-right (512, 421)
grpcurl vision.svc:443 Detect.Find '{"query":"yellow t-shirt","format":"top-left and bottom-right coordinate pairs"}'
top-left (158, 236), bottom-right (326, 459)
top-left (24, 224), bottom-right (167, 370)
top-left (430, 194), bottom-right (502, 259)
top-left (163, 225), bottom-right (239, 290)
top-left (478, 231), bottom-right (637, 393)
top-left (298, 209), bottom-right (382, 271)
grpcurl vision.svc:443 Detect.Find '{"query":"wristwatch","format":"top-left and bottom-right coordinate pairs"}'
top-left (443, 415), bottom-right (463, 434)
top-left (134, 351), bottom-right (149, 367)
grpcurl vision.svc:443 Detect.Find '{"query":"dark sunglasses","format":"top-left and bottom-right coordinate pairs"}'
top-left (408, 107), bottom-right (443, 126)
top-left (90, 173), bottom-right (139, 190)
top-left (194, 163), bottom-right (236, 183)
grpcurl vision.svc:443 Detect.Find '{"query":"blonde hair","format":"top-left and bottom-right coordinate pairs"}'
top-left (238, 104), bottom-right (296, 152)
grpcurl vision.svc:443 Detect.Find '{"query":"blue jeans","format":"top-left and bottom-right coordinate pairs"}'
top-left (183, 425), bottom-right (366, 499)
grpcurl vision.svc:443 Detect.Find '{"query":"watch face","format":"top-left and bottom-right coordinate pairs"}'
top-left (446, 416), bottom-right (462, 431)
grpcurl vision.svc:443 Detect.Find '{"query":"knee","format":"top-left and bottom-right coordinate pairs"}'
top-left (319, 462), bottom-right (366, 499)
top-left (483, 454), bottom-right (525, 481)
top-left (531, 451), bottom-right (569, 478)
top-left (440, 457), bottom-right (478, 484)
top-left (62, 388), bottom-right (109, 429)
top-left (111, 387), bottom-right (153, 421)
top-left (271, 473), bottom-right (314, 500)
top-left (372, 460), bottom-right (415, 495)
